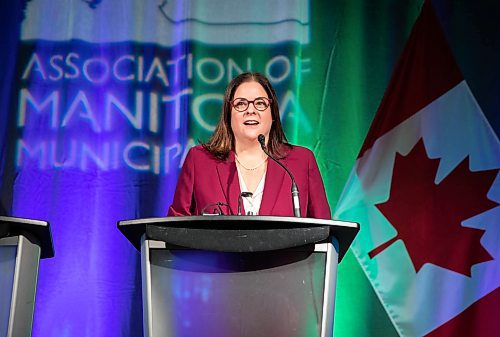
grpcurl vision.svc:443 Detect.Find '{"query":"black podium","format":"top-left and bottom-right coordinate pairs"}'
top-left (0, 216), bottom-right (54, 337)
top-left (119, 216), bottom-right (359, 337)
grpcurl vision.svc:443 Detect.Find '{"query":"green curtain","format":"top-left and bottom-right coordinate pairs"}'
top-left (301, 2), bottom-right (422, 336)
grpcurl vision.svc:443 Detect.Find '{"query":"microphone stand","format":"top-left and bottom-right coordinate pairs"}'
top-left (258, 134), bottom-right (301, 217)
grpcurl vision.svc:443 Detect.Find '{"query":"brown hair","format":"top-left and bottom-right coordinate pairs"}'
top-left (202, 72), bottom-right (290, 160)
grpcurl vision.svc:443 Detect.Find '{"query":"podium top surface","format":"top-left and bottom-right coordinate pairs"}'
top-left (118, 216), bottom-right (359, 262)
top-left (0, 216), bottom-right (54, 258)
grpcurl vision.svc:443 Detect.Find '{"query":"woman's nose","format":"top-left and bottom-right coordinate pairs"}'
top-left (245, 107), bottom-right (257, 115)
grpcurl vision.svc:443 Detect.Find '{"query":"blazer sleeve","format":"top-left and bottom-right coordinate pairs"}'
top-left (306, 150), bottom-right (331, 219)
top-left (168, 148), bottom-right (196, 216)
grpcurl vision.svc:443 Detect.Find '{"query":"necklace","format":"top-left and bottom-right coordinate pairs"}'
top-left (235, 155), bottom-right (268, 171)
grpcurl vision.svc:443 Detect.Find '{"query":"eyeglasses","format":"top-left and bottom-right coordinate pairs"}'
top-left (230, 97), bottom-right (272, 112)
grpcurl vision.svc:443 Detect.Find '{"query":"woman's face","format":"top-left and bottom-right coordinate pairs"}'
top-left (230, 81), bottom-right (273, 146)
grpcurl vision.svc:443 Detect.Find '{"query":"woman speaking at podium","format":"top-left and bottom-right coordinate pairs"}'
top-left (168, 72), bottom-right (331, 219)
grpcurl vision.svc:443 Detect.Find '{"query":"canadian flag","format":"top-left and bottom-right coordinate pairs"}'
top-left (334, 1), bottom-right (500, 337)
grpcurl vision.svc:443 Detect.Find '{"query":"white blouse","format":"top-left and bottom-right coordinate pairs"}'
top-left (236, 166), bottom-right (266, 215)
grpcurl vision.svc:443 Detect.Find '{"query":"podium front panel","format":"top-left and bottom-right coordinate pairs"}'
top-left (0, 244), bottom-right (17, 336)
top-left (0, 235), bottom-right (41, 337)
top-left (142, 239), bottom-right (338, 337)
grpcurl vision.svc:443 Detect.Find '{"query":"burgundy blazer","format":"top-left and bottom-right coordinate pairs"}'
top-left (168, 145), bottom-right (331, 219)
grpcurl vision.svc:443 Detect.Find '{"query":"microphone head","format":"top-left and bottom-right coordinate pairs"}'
top-left (258, 134), bottom-right (266, 147)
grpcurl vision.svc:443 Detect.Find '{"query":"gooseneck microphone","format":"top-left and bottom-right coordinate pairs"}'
top-left (258, 134), bottom-right (301, 217)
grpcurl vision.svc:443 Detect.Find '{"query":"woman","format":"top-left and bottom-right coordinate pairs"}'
top-left (168, 72), bottom-right (331, 219)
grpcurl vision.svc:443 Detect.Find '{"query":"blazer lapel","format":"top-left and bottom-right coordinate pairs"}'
top-left (259, 158), bottom-right (286, 215)
top-left (216, 152), bottom-right (241, 215)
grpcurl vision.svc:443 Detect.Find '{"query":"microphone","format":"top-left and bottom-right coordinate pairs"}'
top-left (258, 134), bottom-right (301, 217)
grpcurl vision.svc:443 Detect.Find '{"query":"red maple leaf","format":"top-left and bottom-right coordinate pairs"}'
top-left (368, 139), bottom-right (498, 276)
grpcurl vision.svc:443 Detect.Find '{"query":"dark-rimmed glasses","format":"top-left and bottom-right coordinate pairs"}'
top-left (230, 97), bottom-right (272, 112)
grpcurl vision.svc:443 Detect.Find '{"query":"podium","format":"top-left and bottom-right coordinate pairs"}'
top-left (119, 216), bottom-right (359, 337)
top-left (0, 216), bottom-right (54, 337)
